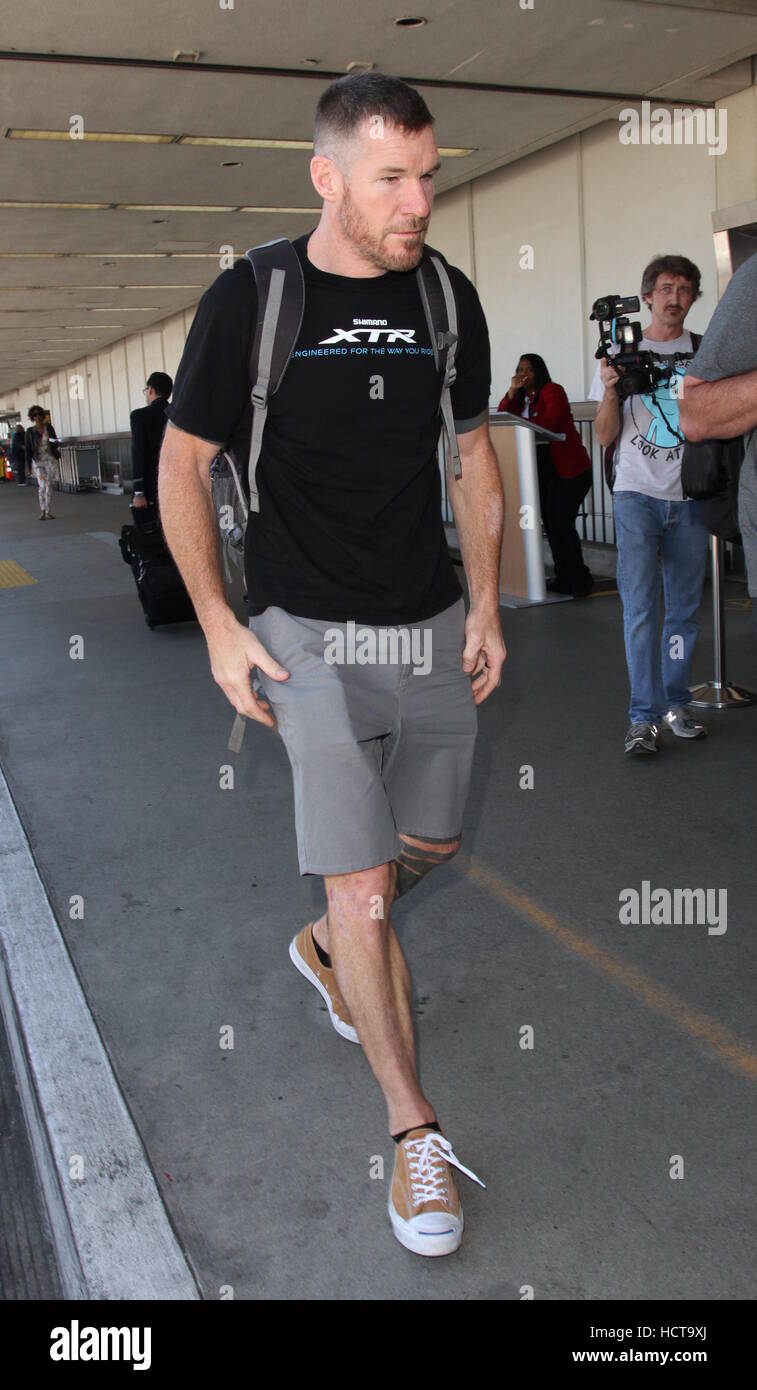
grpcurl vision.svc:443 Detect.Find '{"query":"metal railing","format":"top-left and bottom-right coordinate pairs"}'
top-left (571, 402), bottom-right (615, 547)
top-left (439, 403), bottom-right (614, 545)
top-left (440, 405), bottom-right (746, 578)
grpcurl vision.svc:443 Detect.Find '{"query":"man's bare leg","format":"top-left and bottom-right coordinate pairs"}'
top-left (316, 835), bottom-right (461, 1134)
top-left (312, 833), bottom-right (461, 951)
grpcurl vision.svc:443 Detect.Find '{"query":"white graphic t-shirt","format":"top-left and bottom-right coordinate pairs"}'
top-left (588, 331), bottom-right (697, 501)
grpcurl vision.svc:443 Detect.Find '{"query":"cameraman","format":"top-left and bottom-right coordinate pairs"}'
top-left (590, 254), bottom-right (710, 755)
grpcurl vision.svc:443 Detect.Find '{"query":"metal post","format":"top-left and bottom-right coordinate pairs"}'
top-left (689, 535), bottom-right (756, 709)
top-left (514, 424), bottom-right (547, 602)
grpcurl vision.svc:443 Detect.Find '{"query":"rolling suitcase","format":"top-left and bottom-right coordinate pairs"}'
top-left (119, 506), bottom-right (196, 628)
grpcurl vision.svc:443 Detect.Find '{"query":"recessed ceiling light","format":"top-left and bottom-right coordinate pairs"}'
top-left (0, 252), bottom-right (231, 259)
top-left (395, 16), bottom-right (427, 27)
top-left (120, 204), bottom-right (237, 212)
top-left (236, 206), bottom-right (328, 214)
top-left (6, 129), bottom-right (473, 156)
top-left (0, 200), bottom-right (113, 210)
top-left (6, 128), bottom-right (174, 144)
top-left (302, 58), bottom-right (321, 66)
top-left (179, 136), bottom-right (312, 149)
top-left (221, 161), bottom-right (242, 168)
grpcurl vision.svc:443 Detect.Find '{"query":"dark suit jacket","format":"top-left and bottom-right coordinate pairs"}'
top-left (130, 396), bottom-right (169, 506)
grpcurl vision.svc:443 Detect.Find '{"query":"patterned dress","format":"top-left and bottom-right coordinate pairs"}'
top-left (32, 428), bottom-right (58, 513)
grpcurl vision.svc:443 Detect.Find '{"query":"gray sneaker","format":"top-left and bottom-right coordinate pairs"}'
top-left (624, 722), bottom-right (659, 755)
top-left (663, 707), bottom-right (707, 739)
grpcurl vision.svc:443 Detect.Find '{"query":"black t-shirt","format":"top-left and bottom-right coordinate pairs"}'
top-left (167, 231), bottom-right (491, 624)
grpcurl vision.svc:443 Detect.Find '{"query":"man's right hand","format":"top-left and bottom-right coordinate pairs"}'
top-left (599, 358), bottom-right (620, 391)
top-left (204, 611), bottom-right (290, 730)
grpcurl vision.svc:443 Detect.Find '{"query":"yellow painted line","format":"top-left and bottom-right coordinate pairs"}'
top-left (0, 559), bottom-right (36, 589)
top-left (463, 856), bottom-right (757, 1083)
top-left (586, 586), bottom-right (618, 597)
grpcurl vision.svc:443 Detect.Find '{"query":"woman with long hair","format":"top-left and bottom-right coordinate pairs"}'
top-left (499, 354), bottom-right (594, 597)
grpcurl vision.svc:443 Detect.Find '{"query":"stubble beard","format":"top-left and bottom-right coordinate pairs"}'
top-left (338, 185), bottom-right (427, 273)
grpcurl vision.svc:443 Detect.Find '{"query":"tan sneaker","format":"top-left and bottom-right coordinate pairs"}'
top-left (388, 1126), bottom-right (485, 1256)
top-left (288, 922), bottom-right (359, 1044)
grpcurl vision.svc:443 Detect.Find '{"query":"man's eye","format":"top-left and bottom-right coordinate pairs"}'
top-left (382, 176), bottom-right (398, 184)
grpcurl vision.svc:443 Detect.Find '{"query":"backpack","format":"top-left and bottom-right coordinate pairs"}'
top-left (681, 433), bottom-right (745, 541)
top-left (210, 236), bottom-right (463, 585)
top-left (602, 331), bottom-right (702, 492)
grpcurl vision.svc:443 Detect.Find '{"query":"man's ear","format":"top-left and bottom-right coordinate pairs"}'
top-left (310, 154), bottom-right (342, 204)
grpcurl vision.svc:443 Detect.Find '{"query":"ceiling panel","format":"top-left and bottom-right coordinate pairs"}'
top-left (1, 0), bottom-right (756, 393)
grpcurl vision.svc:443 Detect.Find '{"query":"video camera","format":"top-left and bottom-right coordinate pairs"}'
top-left (590, 294), bottom-right (683, 398)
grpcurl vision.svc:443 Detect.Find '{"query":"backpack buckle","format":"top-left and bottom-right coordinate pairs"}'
top-left (251, 381), bottom-right (269, 410)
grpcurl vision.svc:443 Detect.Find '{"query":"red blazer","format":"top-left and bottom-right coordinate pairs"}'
top-left (497, 382), bottom-right (591, 480)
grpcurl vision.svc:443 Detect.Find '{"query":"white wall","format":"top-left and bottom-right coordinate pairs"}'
top-left (433, 114), bottom-right (722, 405)
top-left (2, 305), bottom-right (197, 436)
top-left (3, 75), bottom-right (754, 431)
top-left (714, 76), bottom-right (757, 210)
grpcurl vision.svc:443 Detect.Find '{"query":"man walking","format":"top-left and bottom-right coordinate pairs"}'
top-left (130, 371), bottom-right (172, 511)
top-left (10, 423), bottom-right (27, 485)
top-left (159, 73), bottom-right (505, 1256)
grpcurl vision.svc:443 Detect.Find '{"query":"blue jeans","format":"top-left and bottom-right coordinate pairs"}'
top-left (613, 491), bottom-right (710, 724)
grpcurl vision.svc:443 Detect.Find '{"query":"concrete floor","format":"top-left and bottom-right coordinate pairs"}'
top-left (1, 481), bottom-right (756, 1300)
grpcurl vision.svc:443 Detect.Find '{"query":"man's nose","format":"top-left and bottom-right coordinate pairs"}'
top-left (400, 180), bottom-right (432, 218)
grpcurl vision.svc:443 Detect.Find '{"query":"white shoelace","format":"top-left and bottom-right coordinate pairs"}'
top-left (405, 1132), bottom-right (486, 1206)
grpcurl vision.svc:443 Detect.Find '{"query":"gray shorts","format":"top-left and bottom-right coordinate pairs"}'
top-left (248, 597), bottom-right (478, 876)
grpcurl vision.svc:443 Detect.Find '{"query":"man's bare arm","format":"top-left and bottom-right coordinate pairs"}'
top-left (447, 421), bottom-right (506, 704)
top-left (158, 420), bottom-right (230, 629)
top-left (158, 421), bottom-right (288, 726)
top-left (593, 360), bottom-right (621, 447)
top-left (680, 370), bottom-right (757, 443)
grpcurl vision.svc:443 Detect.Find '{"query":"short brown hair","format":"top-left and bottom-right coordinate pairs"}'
top-left (314, 72), bottom-right (434, 162)
top-left (641, 254), bottom-right (702, 305)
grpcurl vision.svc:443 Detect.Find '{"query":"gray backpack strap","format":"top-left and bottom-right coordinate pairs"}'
top-left (244, 238), bottom-right (306, 512)
top-left (416, 251), bottom-right (462, 479)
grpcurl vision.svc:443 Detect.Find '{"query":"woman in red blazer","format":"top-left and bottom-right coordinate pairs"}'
top-left (499, 354), bottom-right (594, 597)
